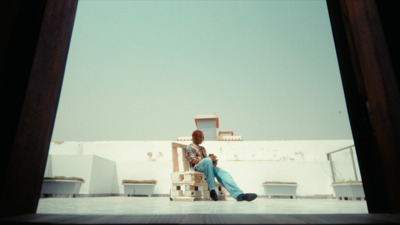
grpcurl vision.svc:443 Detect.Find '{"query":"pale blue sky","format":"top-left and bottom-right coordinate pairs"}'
top-left (52, 0), bottom-right (353, 141)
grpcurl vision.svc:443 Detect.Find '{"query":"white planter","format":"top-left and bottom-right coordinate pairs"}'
top-left (332, 182), bottom-right (365, 200)
top-left (123, 183), bottom-right (156, 197)
top-left (263, 183), bottom-right (297, 198)
top-left (41, 180), bottom-right (83, 197)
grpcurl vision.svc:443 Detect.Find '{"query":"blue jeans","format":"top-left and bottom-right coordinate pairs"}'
top-left (195, 158), bottom-right (244, 199)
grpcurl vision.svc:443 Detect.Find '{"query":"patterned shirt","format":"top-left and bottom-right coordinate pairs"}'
top-left (185, 143), bottom-right (208, 170)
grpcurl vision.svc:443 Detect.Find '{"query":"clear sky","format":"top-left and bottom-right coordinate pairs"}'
top-left (51, 0), bottom-right (353, 141)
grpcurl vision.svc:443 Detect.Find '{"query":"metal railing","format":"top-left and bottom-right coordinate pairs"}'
top-left (327, 144), bottom-right (360, 183)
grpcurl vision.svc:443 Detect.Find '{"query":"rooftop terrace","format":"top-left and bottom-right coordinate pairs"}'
top-left (4, 197), bottom-right (400, 224)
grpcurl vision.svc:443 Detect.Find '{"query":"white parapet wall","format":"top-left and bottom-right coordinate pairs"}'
top-left (46, 140), bottom-right (358, 197)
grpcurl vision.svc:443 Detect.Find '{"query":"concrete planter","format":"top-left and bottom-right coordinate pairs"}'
top-left (332, 182), bottom-right (365, 200)
top-left (122, 180), bottom-right (157, 197)
top-left (41, 179), bottom-right (83, 197)
top-left (262, 182), bottom-right (297, 199)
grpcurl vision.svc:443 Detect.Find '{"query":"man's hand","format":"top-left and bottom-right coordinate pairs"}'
top-left (209, 154), bottom-right (218, 167)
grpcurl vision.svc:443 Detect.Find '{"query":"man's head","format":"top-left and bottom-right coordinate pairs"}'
top-left (192, 130), bottom-right (204, 145)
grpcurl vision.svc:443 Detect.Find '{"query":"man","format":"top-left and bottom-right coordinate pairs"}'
top-left (185, 130), bottom-right (257, 201)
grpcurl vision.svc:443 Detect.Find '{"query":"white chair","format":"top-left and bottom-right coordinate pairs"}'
top-left (170, 142), bottom-right (227, 201)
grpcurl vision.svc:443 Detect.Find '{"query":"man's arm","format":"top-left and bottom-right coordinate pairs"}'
top-left (185, 145), bottom-right (201, 165)
top-left (209, 154), bottom-right (218, 167)
top-left (190, 158), bottom-right (201, 165)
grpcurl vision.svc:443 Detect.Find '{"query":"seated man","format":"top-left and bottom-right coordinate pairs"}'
top-left (185, 130), bottom-right (257, 201)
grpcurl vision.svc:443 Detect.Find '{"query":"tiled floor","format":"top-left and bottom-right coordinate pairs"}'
top-left (37, 196), bottom-right (368, 215)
